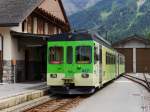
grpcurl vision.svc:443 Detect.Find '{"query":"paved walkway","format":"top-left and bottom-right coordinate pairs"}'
top-left (0, 82), bottom-right (47, 99)
top-left (70, 77), bottom-right (150, 112)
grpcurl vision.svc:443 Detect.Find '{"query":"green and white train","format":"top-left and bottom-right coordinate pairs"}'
top-left (47, 32), bottom-right (125, 94)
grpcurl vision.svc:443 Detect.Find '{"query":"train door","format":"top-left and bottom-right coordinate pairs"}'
top-left (94, 44), bottom-right (101, 86)
top-left (115, 53), bottom-right (119, 78)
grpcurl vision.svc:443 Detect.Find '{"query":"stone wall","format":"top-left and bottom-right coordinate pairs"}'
top-left (16, 60), bottom-right (25, 82)
top-left (3, 60), bottom-right (25, 83)
top-left (3, 60), bottom-right (12, 83)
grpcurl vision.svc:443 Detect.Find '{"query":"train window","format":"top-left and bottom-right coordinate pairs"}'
top-left (49, 47), bottom-right (63, 64)
top-left (99, 49), bottom-right (102, 64)
top-left (106, 52), bottom-right (116, 64)
top-left (67, 46), bottom-right (73, 64)
top-left (94, 47), bottom-right (98, 64)
top-left (76, 46), bottom-right (92, 64)
top-left (106, 52), bottom-right (110, 64)
top-left (106, 52), bottom-right (108, 64)
top-left (111, 55), bottom-right (113, 64)
top-left (114, 56), bottom-right (116, 64)
top-left (120, 56), bottom-right (124, 64)
top-left (106, 52), bottom-right (109, 64)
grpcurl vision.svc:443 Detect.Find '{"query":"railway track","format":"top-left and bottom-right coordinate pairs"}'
top-left (123, 74), bottom-right (150, 92)
top-left (24, 96), bottom-right (84, 112)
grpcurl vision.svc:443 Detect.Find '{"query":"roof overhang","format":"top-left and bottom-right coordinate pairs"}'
top-left (11, 31), bottom-right (49, 39)
top-left (0, 23), bottom-right (19, 27)
top-left (10, 31), bottom-right (48, 48)
top-left (112, 35), bottom-right (150, 47)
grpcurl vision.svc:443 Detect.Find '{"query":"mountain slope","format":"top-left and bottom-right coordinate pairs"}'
top-left (69, 0), bottom-right (150, 42)
top-left (62, 0), bottom-right (102, 15)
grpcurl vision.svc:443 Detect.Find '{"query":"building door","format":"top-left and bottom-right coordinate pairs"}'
top-left (25, 47), bottom-right (41, 81)
top-left (39, 46), bottom-right (47, 81)
top-left (136, 48), bottom-right (150, 73)
top-left (116, 48), bottom-right (133, 73)
top-left (0, 36), bottom-right (3, 83)
top-left (25, 49), bottom-right (29, 81)
top-left (25, 46), bottom-right (47, 82)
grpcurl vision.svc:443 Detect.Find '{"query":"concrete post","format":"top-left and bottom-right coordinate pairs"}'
top-left (133, 48), bottom-right (136, 73)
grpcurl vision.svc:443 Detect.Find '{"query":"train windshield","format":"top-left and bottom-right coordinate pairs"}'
top-left (76, 46), bottom-right (92, 64)
top-left (49, 47), bottom-right (63, 64)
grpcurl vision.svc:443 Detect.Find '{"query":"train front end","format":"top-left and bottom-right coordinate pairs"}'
top-left (47, 41), bottom-right (96, 94)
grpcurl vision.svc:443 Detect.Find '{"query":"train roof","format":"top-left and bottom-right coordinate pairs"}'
top-left (11, 31), bottom-right (111, 47)
top-left (47, 32), bottom-right (112, 48)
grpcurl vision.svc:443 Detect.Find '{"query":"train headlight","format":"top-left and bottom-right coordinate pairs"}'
top-left (82, 74), bottom-right (89, 78)
top-left (50, 74), bottom-right (57, 78)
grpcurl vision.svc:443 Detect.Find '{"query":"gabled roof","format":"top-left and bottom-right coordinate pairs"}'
top-left (58, 0), bottom-right (70, 24)
top-left (0, 0), bottom-right (44, 27)
top-left (0, 0), bottom-right (70, 29)
top-left (112, 34), bottom-right (150, 47)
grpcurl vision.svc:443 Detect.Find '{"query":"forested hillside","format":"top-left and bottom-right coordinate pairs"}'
top-left (67, 0), bottom-right (150, 42)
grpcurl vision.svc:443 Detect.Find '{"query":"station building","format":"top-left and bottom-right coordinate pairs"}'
top-left (113, 35), bottom-right (150, 73)
top-left (0, 0), bottom-right (70, 83)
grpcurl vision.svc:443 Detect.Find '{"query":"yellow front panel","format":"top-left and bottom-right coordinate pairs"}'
top-left (47, 73), bottom-right (65, 86)
top-left (74, 73), bottom-right (98, 86)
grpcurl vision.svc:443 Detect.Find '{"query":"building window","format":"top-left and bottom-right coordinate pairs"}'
top-left (48, 24), bottom-right (55, 35)
top-left (27, 16), bottom-right (33, 33)
top-left (44, 22), bottom-right (48, 35)
top-left (37, 18), bottom-right (45, 34)
top-left (22, 21), bottom-right (25, 32)
top-left (33, 17), bottom-right (37, 34)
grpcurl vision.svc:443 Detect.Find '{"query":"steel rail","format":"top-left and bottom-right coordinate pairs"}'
top-left (24, 96), bottom-right (84, 112)
top-left (123, 74), bottom-right (150, 92)
top-left (143, 73), bottom-right (150, 88)
top-left (125, 74), bottom-right (146, 82)
top-left (51, 96), bottom-right (82, 112)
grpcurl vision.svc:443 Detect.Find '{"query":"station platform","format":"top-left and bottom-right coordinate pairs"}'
top-left (0, 82), bottom-right (49, 111)
top-left (70, 77), bottom-right (150, 112)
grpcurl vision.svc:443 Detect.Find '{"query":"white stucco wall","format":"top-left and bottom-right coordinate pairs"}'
top-left (11, 37), bottom-right (25, 60)
top-left (0, 23), bottom-right (25, 61)
top-left (0, 27), bottom-right (12, 60)
top-left (115, 40), bottom-right (150, 48)
top-left (11, 23), bottom-right (23, 32)
top-left (11, 23), bottom-right (25, 60)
